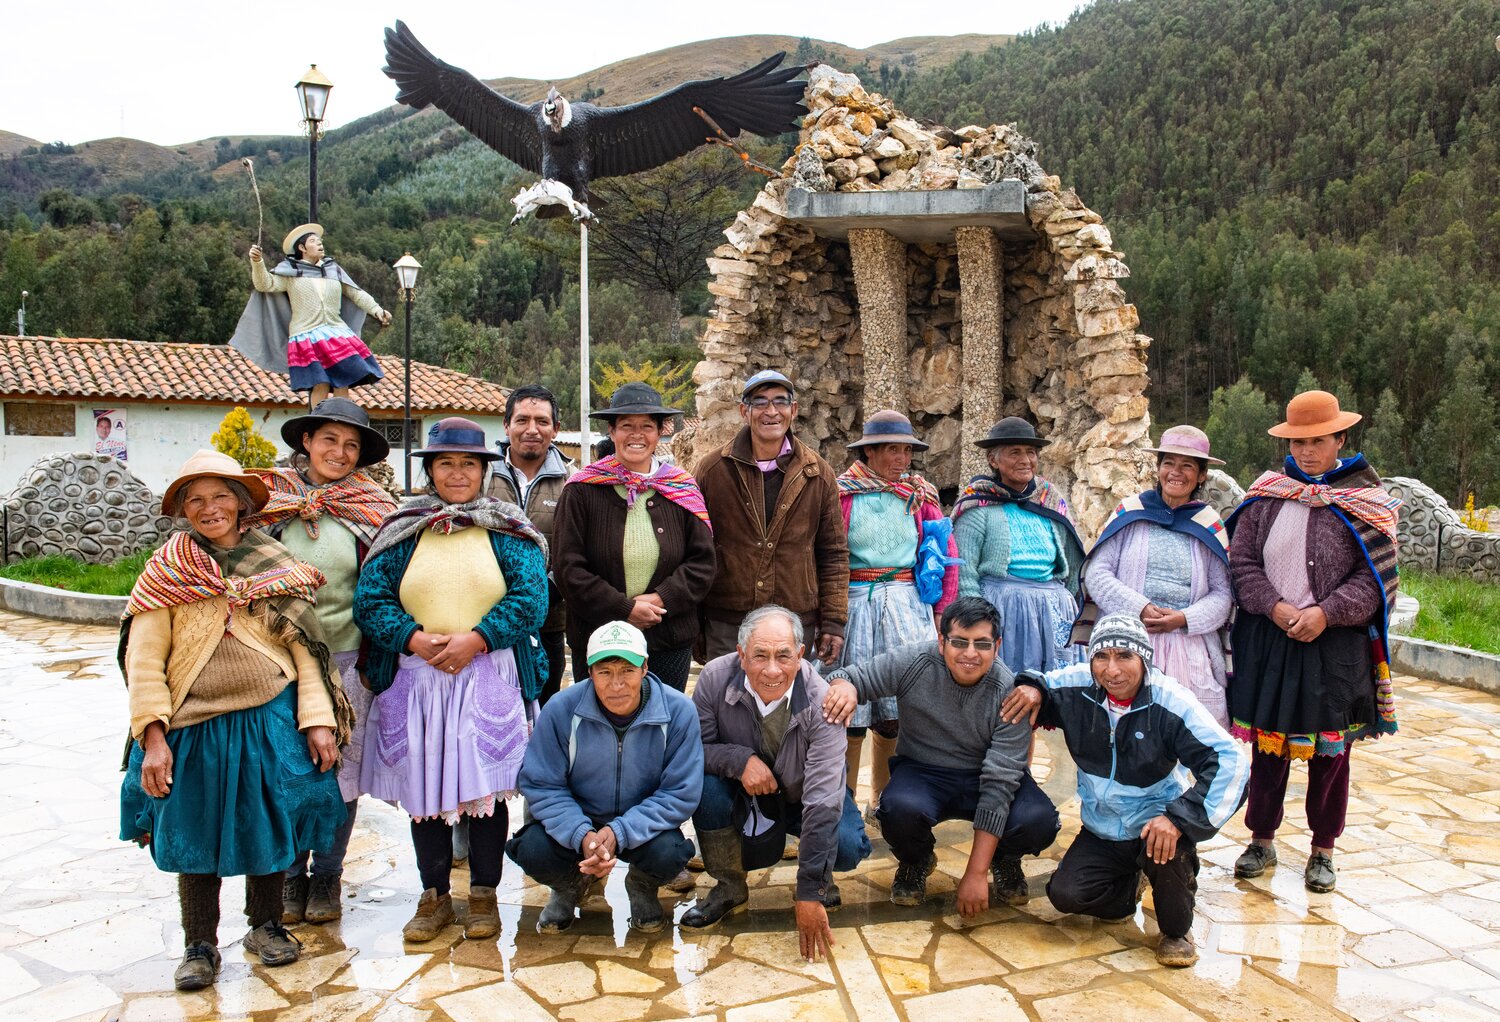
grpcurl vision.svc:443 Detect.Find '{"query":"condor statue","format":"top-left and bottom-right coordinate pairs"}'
top-left (382, 21), bottom-right (808, 220)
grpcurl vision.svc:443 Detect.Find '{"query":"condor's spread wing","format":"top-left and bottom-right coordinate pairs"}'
top-left (586, 53), bottom-right (807, 181)
top-left (382, 20), bottom-right (543, 174)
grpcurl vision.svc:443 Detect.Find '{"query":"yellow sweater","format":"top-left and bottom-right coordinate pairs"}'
top-left (250, 258), bottom-right (385, 337)
top-left (125, 595), bottom-right (336, 740)
top-left (400, 529), bottom-right (507, 634)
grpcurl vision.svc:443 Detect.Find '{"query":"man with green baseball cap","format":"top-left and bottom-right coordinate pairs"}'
top-left (507, 621), bottom-right (704, 934)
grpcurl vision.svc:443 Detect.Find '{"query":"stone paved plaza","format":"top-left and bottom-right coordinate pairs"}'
top-left (4, 609), bottom-right (1500, 1021)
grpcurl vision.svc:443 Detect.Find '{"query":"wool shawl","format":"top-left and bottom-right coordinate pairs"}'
top-left (229, 257), bottom-right (368, 375)
top-left (836, 459), bottom-right (940, 515)
top-left (366, 493), bottom-right (547, 563)
top-left (244, 468), bottom-right (395, 547)
top-left (568, 456), bottom-right (713, 532)
top-left (952, 475), bottom-right (1084, 559)
top-left (1227, 453), bottom-right (1402, 755)
top-left (119, 529), bottom-right (354, 747)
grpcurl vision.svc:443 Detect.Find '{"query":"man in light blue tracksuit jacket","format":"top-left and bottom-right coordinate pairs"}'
top-left (507, 621), bottom-right (703, 935)
top-left (1012, 613), bottom-right (1249, 968)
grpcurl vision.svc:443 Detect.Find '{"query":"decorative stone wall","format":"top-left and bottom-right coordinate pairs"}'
top-left (2, 454), bottom-right (173, 564)
top-left (679, 65), bottom-right (1155, 538)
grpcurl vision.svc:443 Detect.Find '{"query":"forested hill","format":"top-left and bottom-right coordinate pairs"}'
top-left (896, 0), bottom-right (1500, 501)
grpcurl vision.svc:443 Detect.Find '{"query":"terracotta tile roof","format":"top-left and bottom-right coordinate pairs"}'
top-left (0, 336), bottom-right (510, 415)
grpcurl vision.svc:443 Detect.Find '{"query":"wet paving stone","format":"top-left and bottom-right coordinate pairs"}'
top-left (4, 607), bottom-right (1500, 1020)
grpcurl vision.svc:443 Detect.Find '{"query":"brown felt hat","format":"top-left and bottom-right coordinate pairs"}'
top-left (161, 450), bottom-right (270, 517)
top-left (1267, 390), bottom-right (1362, 439)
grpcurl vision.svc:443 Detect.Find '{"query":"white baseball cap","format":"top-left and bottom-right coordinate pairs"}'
top-left (586, 621), bottom-right (648, 667)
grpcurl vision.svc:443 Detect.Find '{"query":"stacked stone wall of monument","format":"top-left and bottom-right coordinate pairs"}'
top-left (2, 454), bottom-right (173, 565)
top-left (681, 66), bottom-right (1154, 538)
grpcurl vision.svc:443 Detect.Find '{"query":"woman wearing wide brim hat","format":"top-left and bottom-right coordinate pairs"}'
top-left (355, 414), bottom-right (549, 943)
top-left (242, 398), bottom-right (398, 926)
top-left (1075, 424), bottom-right (1234, 724)
top-left (1224, 390), bottom-right (1402, 896)
top-left (120, 449), bottom-right (351, 991)
top-left (555, 382), bottom-right (714, 694)
top-left (951, 417), bottom-right (1086, 676)
top-left (233, 222), bottom-right (392, 408)
top-left (832, 410), bottom-right (955, 826)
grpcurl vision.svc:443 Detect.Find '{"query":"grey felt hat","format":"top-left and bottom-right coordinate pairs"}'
top-left (974, 416), bottom-right (1051, 450)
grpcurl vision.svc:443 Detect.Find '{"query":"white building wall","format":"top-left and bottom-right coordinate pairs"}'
top-left (0, 401), bottom-right (506, 497)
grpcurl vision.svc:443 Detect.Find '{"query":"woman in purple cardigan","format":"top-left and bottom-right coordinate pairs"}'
top-left (1225, 392), bottom-right (1401, 897)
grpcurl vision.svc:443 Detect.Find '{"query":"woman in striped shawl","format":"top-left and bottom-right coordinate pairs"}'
top-left (118, 450), bottom-right (349, 992)
top-left (1225, 391), bottom-right (1401, 897)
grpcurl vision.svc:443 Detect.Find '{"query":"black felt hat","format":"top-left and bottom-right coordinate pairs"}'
top-left (589, 382), bottom-right (681, 420)
top-left (974, 416), bottom-right (1051, 450)
top-left (281, 397), bottom-right (390, 467)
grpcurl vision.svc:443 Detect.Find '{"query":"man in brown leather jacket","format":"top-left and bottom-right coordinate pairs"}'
top-left (694, 370), bottom-right (849, 664)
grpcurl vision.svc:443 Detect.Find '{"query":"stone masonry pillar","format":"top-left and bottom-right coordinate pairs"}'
top-left (847, 228), bottom-right (908, 417)
top-left (955, 226), bottom-right (1005, 484)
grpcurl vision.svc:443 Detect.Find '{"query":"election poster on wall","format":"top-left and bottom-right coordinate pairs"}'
top-left (93, 409), bottom-right (127, 462)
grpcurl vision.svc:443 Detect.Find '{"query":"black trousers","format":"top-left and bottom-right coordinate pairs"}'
top-left (1046, 827), bottom-right (1199, 939)
top-left (411, 804), bottom-right (509, 895)
top-left (567, 643), bottom-right (693, 692)
top-left (539, 630), bottom-right (567, 707)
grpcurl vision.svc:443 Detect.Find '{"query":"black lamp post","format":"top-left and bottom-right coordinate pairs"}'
top-left (393, 252), bottom-right (422, 493)
top-left (294, 65), bottom-right (333, 222)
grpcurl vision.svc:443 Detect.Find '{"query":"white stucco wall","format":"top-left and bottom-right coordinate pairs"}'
top-left (0, 401), bottom-right (506, 497)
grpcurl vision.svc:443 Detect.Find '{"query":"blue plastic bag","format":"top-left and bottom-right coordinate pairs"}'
top-left (915, 517), bottom-right (963, 605)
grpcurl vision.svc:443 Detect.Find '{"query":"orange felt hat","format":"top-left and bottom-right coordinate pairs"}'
top-left (1267, 390), bottom-right (1362, 439)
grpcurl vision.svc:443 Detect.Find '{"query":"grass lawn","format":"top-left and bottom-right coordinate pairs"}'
top-left (0, 550), bottom-right (151, 597)
top-left (1401, 567), bottom-right (1500, 655)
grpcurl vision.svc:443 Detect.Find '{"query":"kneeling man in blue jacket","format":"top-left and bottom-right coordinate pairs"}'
top-left (1012, 613), bottom-right (1249, 968)
top-left (507, 620), bottom-right (703, 934)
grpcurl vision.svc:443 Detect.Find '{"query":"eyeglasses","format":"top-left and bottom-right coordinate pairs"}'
top-left (944, 637), bottom-right (996, 651)
top-left (746, 395), bottom-right (793, 410)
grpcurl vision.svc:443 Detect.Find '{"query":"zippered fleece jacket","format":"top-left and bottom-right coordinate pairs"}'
top-left (518, 675), bottom-right (704, 853)
top-left (1020, 664), bottom-right (1249, 843)
top-left (694, 653), bottom-right (845, 901)
top-left (828, 642), bottom-right (1030, 838)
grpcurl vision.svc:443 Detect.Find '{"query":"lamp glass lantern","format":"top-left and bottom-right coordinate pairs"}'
top-left (295, 65), bottom-right (334, 126)
top-left (394, 252), bottom-right (422, 294)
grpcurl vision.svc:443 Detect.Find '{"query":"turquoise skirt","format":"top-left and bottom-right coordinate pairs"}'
top-left (120, 686), bottom-right (345, 877)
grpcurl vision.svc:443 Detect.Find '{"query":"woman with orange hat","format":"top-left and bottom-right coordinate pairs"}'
top-left (1224, 391), bottom-right (1401, 896)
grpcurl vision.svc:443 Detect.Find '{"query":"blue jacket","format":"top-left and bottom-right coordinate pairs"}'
top-left (518, 676), bottom-right (704, 853)
top-left (1021, 664), bottom-right (1248, 843)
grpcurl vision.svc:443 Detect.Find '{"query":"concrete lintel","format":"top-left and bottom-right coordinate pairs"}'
top-left (786, 182), bottom-right (1032, 244)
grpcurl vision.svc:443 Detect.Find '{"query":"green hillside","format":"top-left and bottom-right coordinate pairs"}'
top-left (896, 0), bottom-right (1500, 500)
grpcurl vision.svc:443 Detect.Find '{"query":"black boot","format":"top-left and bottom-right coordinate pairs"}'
top-left (537, 875), bottom-right (589, 935)
top-left (624, 867), bottom-right (666, 933)
top-left (680, 828), bottom-right (749, 929)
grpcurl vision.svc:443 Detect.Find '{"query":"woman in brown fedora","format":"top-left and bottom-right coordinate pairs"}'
top-left (835, 410), bottom-right (958, 816)
top-left (1225, 391), bottom-right (1401, 895)
top-left (244, 398), bottom-right (398, 925)
top-left (1076, 425), bottom-right (1234, 724)
top-left (952, 417), bottom-right (1086, 675)
top-left (553, 383), bottom-right (716, 694)
top-left (118, 450), bottom-right (350, 991)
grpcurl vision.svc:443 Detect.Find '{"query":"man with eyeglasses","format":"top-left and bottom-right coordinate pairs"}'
top-left (680, 605), bottom-right (870, 962)
top-left (694, 370), bottom-right (850, 664)
top-left (821, 596), bottom-right (1060, 912)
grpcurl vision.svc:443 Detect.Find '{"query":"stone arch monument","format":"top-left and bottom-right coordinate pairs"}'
top-left (679, 66), bottom-right (1153, 538)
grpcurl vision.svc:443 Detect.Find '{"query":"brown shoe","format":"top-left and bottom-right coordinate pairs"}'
top-left (465, 886), bottom-right (499, 939)
top-left (664, 868), bottom-right (697, 894)
top-left (1156, 934), bottom-right (1198, 967)
top-left (402, 888), bottom-right (455, 942)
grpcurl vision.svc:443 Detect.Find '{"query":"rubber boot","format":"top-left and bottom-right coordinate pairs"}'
top-left (537, 875), bottom-right (589, 934)
top-left (624, 866), bottom-right (666, 933)
top-left (680, 827), bottom-right (749, 929)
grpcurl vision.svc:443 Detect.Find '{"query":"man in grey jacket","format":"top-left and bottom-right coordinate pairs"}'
top-left (824, 596), bottom-right (1060, 915)
top-left (682, 605), bottom-right (871, 961)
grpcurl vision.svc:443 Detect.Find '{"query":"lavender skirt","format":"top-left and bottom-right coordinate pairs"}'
top-left (361, 648), bottom-right (530, 823)
top-left (332, 650), bottom-right (372, 803)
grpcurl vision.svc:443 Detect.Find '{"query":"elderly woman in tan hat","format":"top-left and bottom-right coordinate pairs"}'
top-left (243, 398), bottom-right (398, 925)
top-left (1225, 391), bottom-right (1401, 896)
top-left (354, 417), bottom-right (549, 943)
top-left (118, 450), bottom-right (350, 991)
top-left (953, 417), bottom-right (1086, 676)
top-left (233, 224), bottom-right (391, 406)
top-left (1076, 425), bottom-right (1234, 723)
top-left (834, 410), bottom-right (958, 814)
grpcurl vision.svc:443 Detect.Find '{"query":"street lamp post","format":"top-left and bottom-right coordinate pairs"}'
top-left (16, 291), bottom-right (27, 338)
top-left (294, 65), bottom-right (333, 223)
top-left (393, 253), bottom-right (422, 494)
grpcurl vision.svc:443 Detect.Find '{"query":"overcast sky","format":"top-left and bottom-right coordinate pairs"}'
top-left (13, 0), bottom-right (1088, 146)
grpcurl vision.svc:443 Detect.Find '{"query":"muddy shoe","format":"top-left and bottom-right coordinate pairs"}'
top-left (990, 856), bottom-right (1030, 906)
top-left (890, 854), bottom-right (937, 907)
top-left (281, 873), bottom-right (309, 924)
top-left (1234, 843), bottom-right (1277, 879)
top-left (625, 867), bottom-right (665, 933)
top-left (465, 886), bottom-right (499, 939)
top-left (664, 868), bottom-right (697, 894)
top-left (173, 941), bottom-right (221, 991)
top-left (243, 921), bottom-right (302, 967)
top-left (1156, 934), bottom-right (1198, 967)
top-left (782, 834), bottom-right (800, 860)
top-left (1304, 852), bottom-right (1337, 893)
top-left (402, 888), bottom-right (455, 942)
top-left (303, 873), bottom-right (342, 923)
top-left (538, 876), bottom-right (589, 935)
